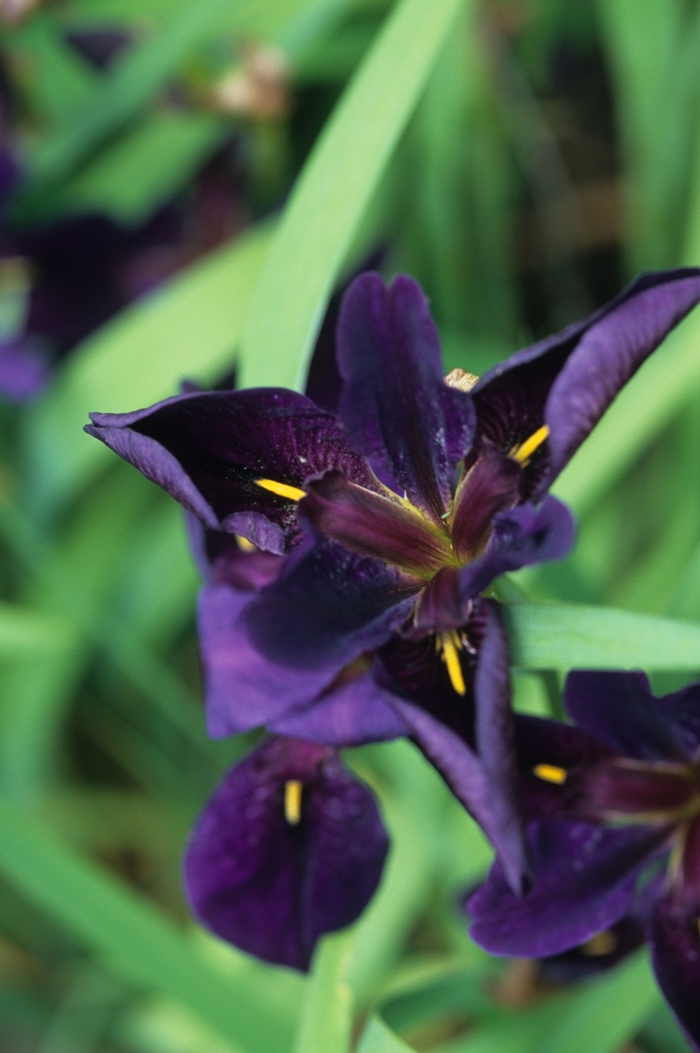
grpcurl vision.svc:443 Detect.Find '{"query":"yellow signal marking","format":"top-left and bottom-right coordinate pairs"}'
top-left (513, 425), bottom-right (550, 464)
top-left (284, 780), bottom-right (303, 824)
top-left (533, 763), bottom-right (567, 785)
top-left (256, 478), bottom-right (305, 501)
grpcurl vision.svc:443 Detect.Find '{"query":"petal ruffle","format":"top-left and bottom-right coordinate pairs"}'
top-left (337, 273), bottom-right (475, 522)
top-left (468, 820), bottom-right (666, 958)
top-left (564, 671), bottom-right (689, 762)
top-left (184, 736), bottom-right (389, 971)
top-left (472, 269), bottom-right (700, 494)
top-left (457, 495), bottom-right (575, 601)
top-left (87, 388), bottom-right (380, 551)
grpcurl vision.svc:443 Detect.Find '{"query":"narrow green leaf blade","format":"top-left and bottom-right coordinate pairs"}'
top-left (357, 1015), bottom-right (413, 1053)
top-left (239, 0), bottom-right (470, 390)
top-left (539, 952), bottom-right (658, 1053)
top-left (292, 930), bottom-right (354, 1053)
top-left (0, 604), bottom-right (75, 656)
top-left (505, 601), bottom-right (700, 670)
top-left (0, 796), bottom-right (296, 1053)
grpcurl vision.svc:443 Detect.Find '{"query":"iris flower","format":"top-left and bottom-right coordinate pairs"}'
top-left (185, 733), bottom-right (388, 970)
top-left (468, 671), bottom-right (700, 1051)
top-left (87, 268), bottom-right (700, 890)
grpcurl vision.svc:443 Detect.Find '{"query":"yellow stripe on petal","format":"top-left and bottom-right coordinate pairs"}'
top-left (256, 478), bottom-right (305, 501)
top-left (513, 425), bottom-right (550, 464)
top-left (284, 780), bottom-right (303, 824)
top-left (440, 632), bottom-right (466, 696)
top-left (533, 763), bottom-right (567, 785)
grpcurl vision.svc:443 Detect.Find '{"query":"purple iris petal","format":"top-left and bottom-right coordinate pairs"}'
top-left (658, 681), bottom-right (700, 761)
top-left (269, 668), bottom-right (409, 745)
top-left (0, 337), bottom-right (49, 401)
top-left (539, 912), bottom-right (646, 984)
top-left (87, 389), bottom-right (381, 550)
top-left (184, 736), bottom-right (389, 971)
top-left (450, 448), bottom-right (521, 563)
top-left (380, 600), bottom-right (529, 894)
top-left (243, 534), bottom-right (419, 672)
top-left (468, 820), bottom-right (667, 957)
top-left (337, 273), bottom-right (475, 522)
top-left (649, 895), bottom-right (700, 1052)
top-left (565, 672), bottom-right (690, 762)
top-left (473, 268), bottom-right (700, 494)
top-left (198, 585), bottom-right (343, 737)
top-left (457, 495), bottom-right (575, 601)
top-left (186, 514), bottom-right (282, 588)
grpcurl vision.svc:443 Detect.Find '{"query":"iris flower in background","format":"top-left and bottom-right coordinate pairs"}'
top-left (468, 671), bottom-right (700, 1051)
top-left (0, 139), bottom-right (246, 401)
top-left (86, 267), bottom-right (700, 894)
top-left (185, 732), bottom-right (388, 971)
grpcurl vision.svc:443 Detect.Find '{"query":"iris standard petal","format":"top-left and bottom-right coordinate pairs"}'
top-left (472, 268), bottom-right (700, 495)
top-left (243, 534), bottom-right (420, 672)
top-left (198, 585), bottom-right (345, 737)
top-left (649, 895), bottom-right (700, 1053)
top-left (468, 820), bottom-right (667, 958)
top-left (337, 272), bottom-right (475, 522)
top-left (87, 388), bottom-right (380, 550)
top-left (457, 495), bottom-right (575, 601)
top-left (184, 736), bottom-right (389, 971)
top-left (565, 671), bottom-right (689, 762)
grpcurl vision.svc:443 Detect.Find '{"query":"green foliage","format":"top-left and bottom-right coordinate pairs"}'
top-left (0, 0), bottom-right (699, 1051)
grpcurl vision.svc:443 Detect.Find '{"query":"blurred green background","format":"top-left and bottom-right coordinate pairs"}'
top-left (0, 0), bottom-right (699, 1050)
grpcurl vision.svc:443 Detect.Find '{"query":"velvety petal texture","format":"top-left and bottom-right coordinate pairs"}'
top-left (472, 268), bottom-right (700, 494)
top-left (198, 585), bottom-right (343, 737)
top-left (650, 896), bottom-right (700, 1052)
top-left (468, 820), bottom-right (667, 957)
top-left (87, 389), bottom-right (381, 550)
top-left (337, 273), bottom-right (474, 521)
top-left (243, 535), bottom-right (419, 671)
top-left (378, 600), bottom-right (529, 893)
top-left (185, 736), bottom-right (389, 971)
top-left (565, 671), bottom-right (690, 762)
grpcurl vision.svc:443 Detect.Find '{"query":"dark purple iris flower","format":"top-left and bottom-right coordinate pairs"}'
top-left (468, 671), bottom-right (700, 1051)
top-left (86, 267), bottom-right (700, 892)
top-left (184, 733), bottom-right (389, 970)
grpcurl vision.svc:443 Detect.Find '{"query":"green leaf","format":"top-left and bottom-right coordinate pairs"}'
top-left (505, 600), bottom-right (700, 670)
top-left (24, 222), bottom-right (274, 516)
top-left (539, 952), bottom-right (658, 1053)
top-left (239, 0), bottom-right (470, 390)
top-left (0, 604), bottom-right (75, 656)
top-left (357, 1015), bottom-right (414, 1053)
top-left (292, 930), bottom-right (354, 1053)
top-left (56, 112), bottom-right (224, 225)
top-left (0, 795), bottom-right (297, 1053)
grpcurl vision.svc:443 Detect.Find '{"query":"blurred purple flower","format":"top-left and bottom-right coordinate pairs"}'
top-left (184, 733), bottom-right (389, 970)
top-left (468, 670), bottom-right (700, 1051)
top-left (0, 140), bottom-right (246, 401)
